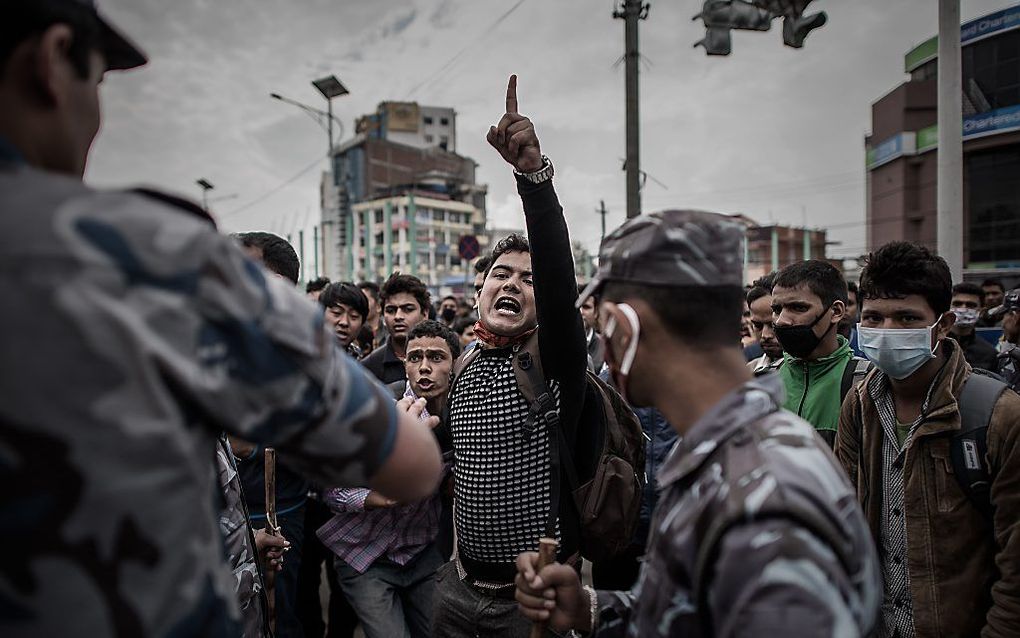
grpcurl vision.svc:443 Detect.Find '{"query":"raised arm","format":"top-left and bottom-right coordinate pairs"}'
top-left (486, 75), bottom-right (587, 383)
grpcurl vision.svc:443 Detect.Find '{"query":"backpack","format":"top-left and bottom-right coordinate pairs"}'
top-left (950, 369), bottom-right (1010, 520)
top-left (840, 357), bottom-right (872, 402)
top-left (452, 331), bottom-right (647, 563)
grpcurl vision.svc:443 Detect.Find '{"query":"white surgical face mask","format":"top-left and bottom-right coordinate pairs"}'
top-left (952, 307), bottom-right (979, 327)
top-left (858, 317), bottom-right (943, 380)
top-left (602, 303), bottom-right (642, 404)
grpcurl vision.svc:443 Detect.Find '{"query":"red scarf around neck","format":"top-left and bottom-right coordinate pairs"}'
top-left (473, 321), bottom-right (537, 349)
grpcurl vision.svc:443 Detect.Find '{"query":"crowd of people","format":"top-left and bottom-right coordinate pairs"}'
top-left (4, 3), bottom-right (1020, 638)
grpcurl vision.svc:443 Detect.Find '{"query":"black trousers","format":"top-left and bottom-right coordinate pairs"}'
top-left (296, 499), bottom-right (359, 638)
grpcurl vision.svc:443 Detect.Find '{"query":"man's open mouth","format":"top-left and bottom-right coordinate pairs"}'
top-left (495, 296), bottom-right (522, 316)
top-left (416, 378), bottom-right (434, 391)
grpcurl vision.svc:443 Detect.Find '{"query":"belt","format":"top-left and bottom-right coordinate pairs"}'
top-left (455, 552), bottom-right (582, 601)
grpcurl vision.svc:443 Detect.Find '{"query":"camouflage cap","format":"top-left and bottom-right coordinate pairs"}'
top-left (577, 209), bottom-right (745, 307)
top-left (988, 288), bottom-right (1020, 319)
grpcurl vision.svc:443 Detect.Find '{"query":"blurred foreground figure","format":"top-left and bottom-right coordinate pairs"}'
top-left (0, 2), bottom-right (441, 636)
top-left (515, 209), bottom-right (881, 637)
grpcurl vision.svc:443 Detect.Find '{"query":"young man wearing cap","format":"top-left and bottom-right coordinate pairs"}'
top-left (431, 77), bottom-right (599, 638)
top-left (514, 210), bottom-right (881, 637)
top-left (0, 4), bottom-right (442, 636)
top-left (949, 282), bottom-right (999, 371)
top-left (836, 242), bottom-right (1020, 637)
top-left (991, 288), bottom-right (1020, 394)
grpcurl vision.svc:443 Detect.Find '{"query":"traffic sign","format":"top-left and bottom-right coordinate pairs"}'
top-left (458, 234), bottom-right (480, 261)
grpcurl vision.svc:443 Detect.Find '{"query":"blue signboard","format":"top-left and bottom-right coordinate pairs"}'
top-left (964, 104), bottom-right (1020, 139)
top-left (961, 5), bottom-right (1020, 45)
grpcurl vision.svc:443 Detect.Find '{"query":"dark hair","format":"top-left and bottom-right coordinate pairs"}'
top-left (407, 319), bottom-right (461, 359)
top-left (774, 260), bottom-right (848, 308)
top-left (381, 273), bottom-right (431, 312)
top-left (3, 3), bottom-right (101, 79)
top-left (236, 232), bottom-right (300, 284)
top-left (306, 276), bottom-right (330, 294)
top-left (474, 255), bottom-right (492, 275)
top-left (859, 242), bottom-right (952, 315)
top-left (746, 272), bottom-right (777, 306)
top-left (441, 295), bottom-right (458, 304)
top-left (847, 280), bottom-right (858, 297)
top-left (602, 283), bottom-right (744, 350)
top-left (952, 282), bottom-right (984, 303)
top-left (484, 234), bottom-right (530, 278)
top-left (982, 278), bottom-right (1005, 293)
top-left (357, 281), bottom-right (380, 302)
top-left (319, 282), bottom-right (369, 318)
top-left (355, 325), bottom-right (375, 355)
top-left (452, 316), bottom-right (476, 336)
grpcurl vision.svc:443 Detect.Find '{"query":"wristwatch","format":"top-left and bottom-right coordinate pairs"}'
top-left (515, 155), bottom-right (554, 184)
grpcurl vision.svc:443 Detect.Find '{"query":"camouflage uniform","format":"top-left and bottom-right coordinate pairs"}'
top-left (575, 210), bottom-right (881, 638)
top-left (0, 161), bottom-right (398, 637)
top-left (592, 374), bottom-right (881, 637)
top-left (216, 436), bottom-right (268, 637)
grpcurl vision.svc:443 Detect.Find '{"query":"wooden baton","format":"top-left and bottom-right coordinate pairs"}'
top-left (529, 537), bottom-right (559, 638)
top-left (264, 447), bottom-right (279, 633)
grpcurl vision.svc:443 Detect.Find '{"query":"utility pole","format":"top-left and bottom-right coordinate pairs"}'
top-left (614, 0), bottom-right (648, 219)
top-left (597, 200), bottom-right (608, 244)
top-left (937, 0), bottom-right (963, 282)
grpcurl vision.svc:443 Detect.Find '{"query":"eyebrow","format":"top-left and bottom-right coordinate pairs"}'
top-left (491, 265), bottom-right (533, 277)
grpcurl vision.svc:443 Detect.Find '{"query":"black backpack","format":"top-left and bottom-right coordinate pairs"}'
top-left (451, 332), bottom-right (647, 563)
top-left (951, 370), bottom-right (1010, 520)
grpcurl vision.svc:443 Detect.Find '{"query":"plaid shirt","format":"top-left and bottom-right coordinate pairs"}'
top-left (318, 383), bottom-right (441, 573)
top-left (317, 488), bottom-right (441, 573)
top-left (868, 364), bottom-right (945, 638)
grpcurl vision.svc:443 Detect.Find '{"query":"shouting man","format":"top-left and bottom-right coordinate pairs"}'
top-left (432, 76), bottom-right (598, 638)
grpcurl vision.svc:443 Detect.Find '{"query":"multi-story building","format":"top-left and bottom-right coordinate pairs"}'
top-left (865, 4), bottom-right (1020, 280)
top-left (742, 220), bottom-right (831, 283)
top-left (355, 102), bottom-right (458, 152)
top-left (318, 109), bottom-right (487, 287)
top-left (349, 193), bottom-right (482, 290)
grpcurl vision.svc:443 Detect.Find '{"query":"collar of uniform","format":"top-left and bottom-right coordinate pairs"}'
top-left (656, 374), bottom-right (784, 488)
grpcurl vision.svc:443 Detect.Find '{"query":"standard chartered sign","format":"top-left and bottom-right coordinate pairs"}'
top-left (964, 105), bottom-right (1020, 139)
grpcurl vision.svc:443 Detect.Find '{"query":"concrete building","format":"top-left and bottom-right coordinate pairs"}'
top-left (742, 220), bottom-right (831, 284)
top-left (865, 4), bottom-right (1020, 280)
top-left (355, 102), bottom-right (457, 152)
top-left (318, 113), bottom-right (486, 286)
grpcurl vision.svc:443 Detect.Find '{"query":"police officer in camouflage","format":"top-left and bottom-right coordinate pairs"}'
top-left (0, 2), bottom-right (443, 637)
top-left (516, 210), bottom-right (882, 637)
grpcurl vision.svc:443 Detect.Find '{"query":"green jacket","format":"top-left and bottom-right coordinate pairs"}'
top-left (779, 336), bottom-right (853, 445)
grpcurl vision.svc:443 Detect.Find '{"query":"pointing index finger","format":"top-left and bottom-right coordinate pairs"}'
top-left (506, 74), bottom-right (518, 115)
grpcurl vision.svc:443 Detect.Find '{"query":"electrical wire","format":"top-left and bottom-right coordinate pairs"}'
top-left (219, 154), bottom-right (327, 220)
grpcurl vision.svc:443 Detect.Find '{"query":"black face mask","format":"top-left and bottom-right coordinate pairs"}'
top-left (774, 306), bottom-right (834, 359)
top-left (441, 307), bottom-right (457, 322)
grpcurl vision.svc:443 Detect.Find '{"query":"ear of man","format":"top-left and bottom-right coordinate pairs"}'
top-left (27, 25), bottom-right (78, 107)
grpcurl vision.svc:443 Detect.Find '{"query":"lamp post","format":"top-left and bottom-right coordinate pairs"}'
top-left (312, 75), bottom-right (349, 154)
top-left (196, 178), bottom-right (214, 210)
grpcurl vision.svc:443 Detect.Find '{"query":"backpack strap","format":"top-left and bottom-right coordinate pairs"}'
top-left (952, 371), bottom-right (1007, 521)
top-left (840, 357), bottom-right (872, 402)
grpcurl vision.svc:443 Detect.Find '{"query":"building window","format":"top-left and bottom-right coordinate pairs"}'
top-left (375, 232), bottom-right (384, 245)
top-left (424, 116), bottom-right (434, 125)
top-left (963, 30), bottom-right (1020, 114)
top-left (434, 210), bottom-right (445, 222)
top-left (439, 135), bottom-right (449, 150)
top-left (967, 145), bottom-right (1020, 265)
top-left (440, 117), bottom-right (449, 126)
top-left (425, 134), bottom-right (434, 144)
top-left (374, 209), bottom-right (384, 224)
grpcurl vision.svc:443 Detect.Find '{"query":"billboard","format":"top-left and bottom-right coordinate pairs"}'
top-left (384, 102), bottom-right (421, 133)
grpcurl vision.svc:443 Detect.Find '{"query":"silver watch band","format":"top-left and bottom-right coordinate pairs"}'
top-left (514, 155), bottom-right (554, 184)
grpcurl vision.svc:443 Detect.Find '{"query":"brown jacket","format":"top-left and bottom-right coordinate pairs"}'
top-left (836, 341), bottom-right (1020, 637)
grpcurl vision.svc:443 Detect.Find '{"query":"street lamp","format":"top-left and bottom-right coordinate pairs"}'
top-left (270, 74), bottom-right (348, 154)
top-left (196, 178), bottom-right (214, 210)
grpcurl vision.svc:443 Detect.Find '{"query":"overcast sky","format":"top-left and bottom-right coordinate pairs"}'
top-left (87, 0), bottom-right (1013, 277)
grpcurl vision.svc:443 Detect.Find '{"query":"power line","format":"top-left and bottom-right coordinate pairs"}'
top-left (220, 154), bottom-right (327, 220)
top-left (404, 0), bottom-right (529, 99)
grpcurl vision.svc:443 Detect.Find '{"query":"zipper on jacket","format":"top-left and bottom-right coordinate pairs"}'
top-left (797, 364), bottom-right (810, 416)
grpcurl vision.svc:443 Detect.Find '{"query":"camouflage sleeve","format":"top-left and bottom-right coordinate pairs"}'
top-left (985, 391), bottom-right (1020, 636)
top-left (59, 194), bottom-right (398, 488)
top-left (708, 519), bottom-right (864, 638)
top-left (592, 590), bottom-right (635, 638)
